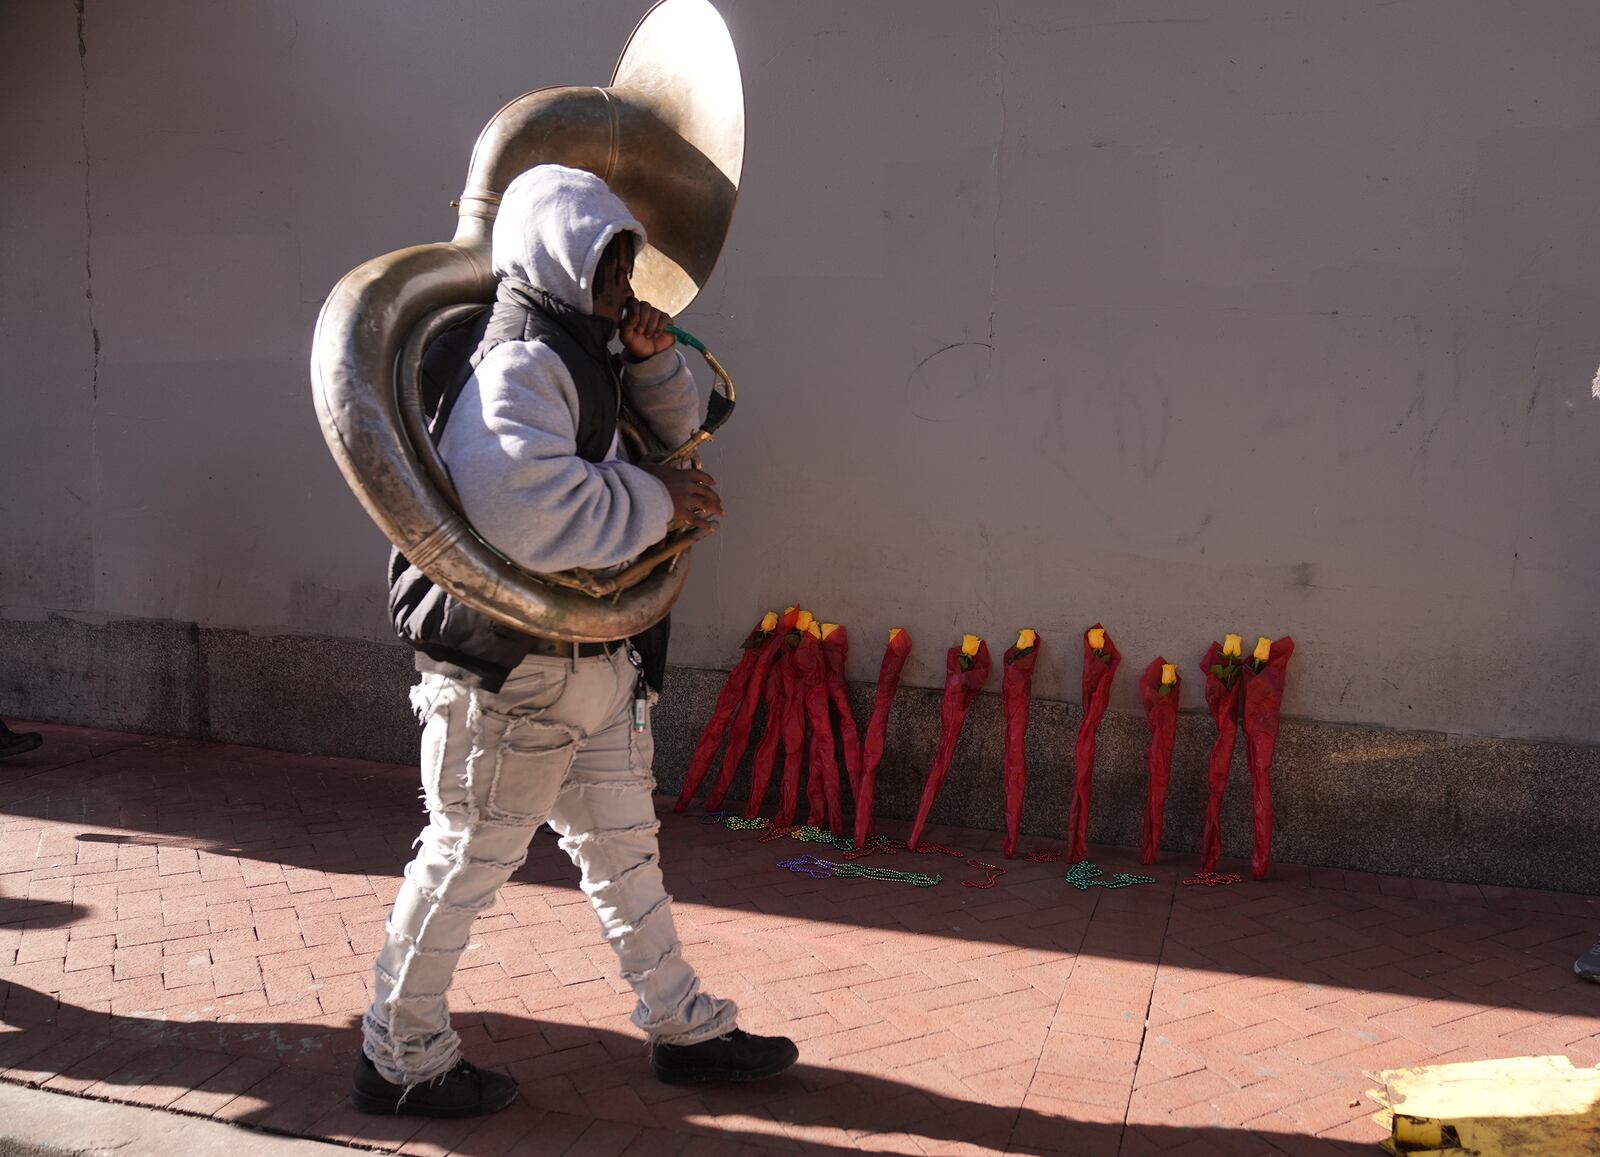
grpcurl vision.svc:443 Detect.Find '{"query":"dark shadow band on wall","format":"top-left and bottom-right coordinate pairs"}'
top-left (3, 612), bottom-right (1597, 894)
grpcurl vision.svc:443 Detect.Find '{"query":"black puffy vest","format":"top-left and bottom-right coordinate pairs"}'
top-left (387, 278), bottom-right (669, 693)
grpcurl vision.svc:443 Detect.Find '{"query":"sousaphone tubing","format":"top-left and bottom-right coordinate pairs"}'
top-left (310, 0), bottom-right (744, 641)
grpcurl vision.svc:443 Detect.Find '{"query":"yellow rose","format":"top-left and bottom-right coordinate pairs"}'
top-left (794, 610), bottom-right (814, 633)
top-left (760, 611), bottom-right (778, 632)
top-left (1161, 663), bottom-right (1178, 686)
top-left (1087, 627), bottom-right (1106, 652)
top-left (1016, 628), bottom-right (1038, 651)
top-left (890, 627), bottom-right (905, 643)
top-left (821, 622), bottom-right (839, 639)
top-left (1223, 633), bottom-right (1244, 658)
top-left (1254, 636), bottom-right (1272, 663)
top-left (961, 634), bottom-right (982, 657)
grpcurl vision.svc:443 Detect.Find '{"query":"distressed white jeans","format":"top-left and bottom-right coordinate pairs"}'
top-left (362, 648), bottom-right (737, 1085)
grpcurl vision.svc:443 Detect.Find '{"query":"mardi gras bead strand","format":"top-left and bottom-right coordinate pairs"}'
top-left (777, 852), bottom-right (942, 888)
top-left (828, 858), bottom-right (943, 887)
top-left (910, 841), bottom-right (1007, 890)
top-left (1182, 871), bottom-right (1244, 887)
top-left (704, 812), bottom-right (999, 887)
top-left (1064, 861), bottom-right (1157, 891)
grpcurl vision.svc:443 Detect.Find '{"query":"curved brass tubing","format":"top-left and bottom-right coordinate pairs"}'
top-left (309, 0), bottom-right (743, 641)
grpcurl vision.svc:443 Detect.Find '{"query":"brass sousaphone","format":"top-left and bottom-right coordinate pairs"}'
top-left (310, 0), bottom-right (744, 642)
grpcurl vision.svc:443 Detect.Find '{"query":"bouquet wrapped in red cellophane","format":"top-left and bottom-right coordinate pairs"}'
top-left (1137, 658), bottom-right (1180, 865)
top-left (854, 628), bottom-right (913, 847)
top-left (676, 611), bottom-right (780, 812)
top-left (908, 635), bottom-right (991, 851)
top-left (1198, 634), bottom-right (1245, 874)
top-left (821, 624), bottom-right (863, 802)
top-left (1066, 624), bottom-right (1120, 864)
top-left (1240, 635), bottom-right (1294, 880)
top-left (1001, 629), bottom-right (1040, 859)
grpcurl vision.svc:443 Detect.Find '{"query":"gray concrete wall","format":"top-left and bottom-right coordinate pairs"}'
top-left (5, 1), bottom-right (1600, 747)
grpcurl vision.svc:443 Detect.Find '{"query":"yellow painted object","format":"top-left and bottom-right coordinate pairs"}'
top-left (1366, 1055), bottom-right (1600, 1155)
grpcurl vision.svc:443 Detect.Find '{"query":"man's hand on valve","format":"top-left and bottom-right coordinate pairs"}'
top-left (639, 463), bottom-right (723, 532)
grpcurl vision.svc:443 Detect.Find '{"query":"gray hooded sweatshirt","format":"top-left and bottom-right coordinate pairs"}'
top-left (435, 165), bottom-right (698, 573)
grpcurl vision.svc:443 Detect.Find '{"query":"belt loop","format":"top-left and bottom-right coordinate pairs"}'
top-left (571, 641), bottom-right (579, 673)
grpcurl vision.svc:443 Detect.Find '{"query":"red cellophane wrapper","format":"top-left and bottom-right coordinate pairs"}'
top-left (735, 651), bottom-right (788, 819)
top-left (1066, 625), bottom-right (1121, 864)
top-left (796, 632), bottom-right (843, 832)
top-left (854, 629), bottom-right (913, 848)
top-left (773, 641), bottom-right (810, 827)
top-left (1001, 637), bottom-right (1039, 859)
top-left (1137, 657), bottom-right (1180, 865)
top-left (822, 627), bottom-right (863, 801)
top-left (729, 620), bottom-right (796, 819)
top-left (1199, 640), bottom-right (1243, 874)
top-left (1240, 636), bottom-right (1294, 880)
top-left (707, 608), bottom-right (797, 813)
top-left (907, 640), bottom-right (992, 851)
top-left (675, 618), bottom-right (772, 812)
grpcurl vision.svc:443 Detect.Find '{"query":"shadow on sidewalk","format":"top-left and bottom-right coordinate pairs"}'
top-left (3, 726), bottom-right (1596, 1025)
top-left (0, 899), bottom-right (84, 931)
top-left (0, 983), bottom-right (1372, 1156)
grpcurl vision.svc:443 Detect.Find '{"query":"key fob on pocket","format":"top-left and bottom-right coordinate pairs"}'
top-left (627, 647), bottom-right (648, 731)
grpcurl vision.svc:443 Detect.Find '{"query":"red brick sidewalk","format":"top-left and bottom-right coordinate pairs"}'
top-left (2, 723), bottom-right (1597, 1156)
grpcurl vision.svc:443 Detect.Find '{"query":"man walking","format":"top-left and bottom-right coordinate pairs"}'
top-left (354, 164), bottom-right (796, 1118)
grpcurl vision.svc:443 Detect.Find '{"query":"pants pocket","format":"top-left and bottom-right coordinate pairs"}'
top-left (483, 718), bottom-right (581, 824)
top-left (495, 659), bottom-right (569, 713)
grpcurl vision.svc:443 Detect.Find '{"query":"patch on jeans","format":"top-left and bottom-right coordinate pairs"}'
top-left (598, 891), bottom-right (673, 942)
top-left (416, 690), bottom-right (458, 815)
top-left (557, 819), bottom-right (663, 853)
top-left (400, 870), bottom-right (499, 915)
top-left (619, 934), bottom-right (685, 986)
top-left (484, 719), bottom-right (579, 823)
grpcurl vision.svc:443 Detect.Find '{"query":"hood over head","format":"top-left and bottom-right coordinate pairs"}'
top-left (490, 164), bottom-right (647, 315)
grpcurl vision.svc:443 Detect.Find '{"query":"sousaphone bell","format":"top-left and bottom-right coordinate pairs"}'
top-left (310, 0), bottom-right (745, 642)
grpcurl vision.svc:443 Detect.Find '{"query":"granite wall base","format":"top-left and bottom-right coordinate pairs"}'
top-left (3, 615), bottom-right (1594, 893)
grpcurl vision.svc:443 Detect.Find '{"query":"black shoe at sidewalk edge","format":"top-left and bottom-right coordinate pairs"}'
top-left (0, 731), bottom-right (42, 760)
top-left (651, 1028), bottom-right (799, 1084)
top-left (351, 1053), bottom-right (518, 1117)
